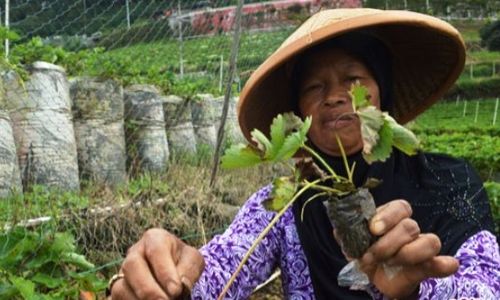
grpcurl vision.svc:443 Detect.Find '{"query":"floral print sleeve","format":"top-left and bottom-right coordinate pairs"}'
top-left (191, 186), bottom-right (280, 299)
top-left (418, 230), bottom-right (500, 300)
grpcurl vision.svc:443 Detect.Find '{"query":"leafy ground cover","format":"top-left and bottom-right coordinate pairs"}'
top-left (411, 98), bottom-right (500, 180)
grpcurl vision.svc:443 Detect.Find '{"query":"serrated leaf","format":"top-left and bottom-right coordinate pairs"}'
top-left (221, 144), bottom-right (263, 169)
top-left (268, 114), bottom-right (286, 159)
top-left (385, 115), bottom-right (420, 155)
top-left (31, 273), bottom-right (64, 289)
top-left (268, 112), bottom-right (308, 160)
top-left (350, 82), bottom-right (370, 109)
top-left (273, 116), bottom-right (311, 161)
top-left (251, 129), bottom-right (273, 155)
top-left (9, 275), bottom-right (36, 300)
top-left (263, 177), bottom-right (297, 212)
top-left (358, 106), bottom-right (384, 155)
top-left (363, 118), bottom-right (393, 164)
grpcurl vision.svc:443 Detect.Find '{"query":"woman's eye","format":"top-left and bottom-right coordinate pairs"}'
top-left (347, 76), bottom-right (361, 82)
top-left (302, 84), bottom-right (322, 94)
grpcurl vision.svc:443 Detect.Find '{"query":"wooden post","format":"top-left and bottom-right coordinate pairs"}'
top-left (470, 63), bottom-right (474, 79)
top-left (456, 95), bottom-right (460, 106)
top-left (493, 62), bottom-right (496, 77)
top-left (210, 0), bottom-right (244, 187)
top-left (463, 100), bottom-right (467, 117)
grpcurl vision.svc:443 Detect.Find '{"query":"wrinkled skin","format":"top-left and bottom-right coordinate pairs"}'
top-left (111, 47), bottom-right (458, 300)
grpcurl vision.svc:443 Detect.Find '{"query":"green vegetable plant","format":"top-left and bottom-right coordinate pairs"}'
top-left (217, 82), bottom-right (420, 299)
top-left (0, 225), bottom-right (107, 299)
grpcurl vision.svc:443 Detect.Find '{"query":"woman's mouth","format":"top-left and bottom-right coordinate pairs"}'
top-left (323, 113), bottom-right (357, 130)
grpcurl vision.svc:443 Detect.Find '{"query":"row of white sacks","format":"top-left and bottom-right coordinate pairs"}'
top-left (0, 62), bottom-right (244, 197)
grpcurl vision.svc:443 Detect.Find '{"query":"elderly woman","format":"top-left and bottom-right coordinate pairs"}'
top-left (110, 8), bottom-right (499, 300)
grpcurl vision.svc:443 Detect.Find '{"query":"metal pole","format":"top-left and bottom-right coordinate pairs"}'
top-left (5, 0), bottom-right (9, 60)
top-left (178, 0), bottom-right (184, 79)
top-left (474, 101), bottom-right (479, 123)
top-left (126, 0), bottom-right (131, 30)
top-left (219, 55), bottom-right (224, 92)
top-left (426, 0), bottom-right (430, 11)
top-left (493, 98), bottom-right (499, 125)
top-left (403, 0), bottom-right (407, 10)
top-left (210, 0), bottom-right (244, 187)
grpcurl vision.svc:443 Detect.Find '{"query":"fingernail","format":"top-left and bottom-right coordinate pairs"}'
top-left (181, 276), bottom-right (193, 291)
top-left (167, 279), bottom-right (182, 293)
top-left (372, 220), bottom-right (385, 234)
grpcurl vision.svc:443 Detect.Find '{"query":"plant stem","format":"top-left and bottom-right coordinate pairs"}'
top-left (302, 181), bottom-right (343, 194)
top-left (302, 144), bottom-right (340, 181)
top-left (216, 178), bottom-right (323, 300)
top-left (335, 134), bottom-right (353, 183)
top-left (300, 192), bottom-right (328, 221)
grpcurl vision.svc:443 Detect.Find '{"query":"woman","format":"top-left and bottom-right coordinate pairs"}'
top-left (110, 8), bottom-right (499, 299)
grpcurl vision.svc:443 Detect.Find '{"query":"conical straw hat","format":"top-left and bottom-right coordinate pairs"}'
top-left (237, 8), bottom-right (466, 141)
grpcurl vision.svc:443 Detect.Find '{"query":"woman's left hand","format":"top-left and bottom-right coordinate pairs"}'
top-left (358, 199), bottom-right (459, 299)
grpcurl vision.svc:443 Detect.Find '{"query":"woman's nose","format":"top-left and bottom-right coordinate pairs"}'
top-left (323, 84), bottom-right (349, 107)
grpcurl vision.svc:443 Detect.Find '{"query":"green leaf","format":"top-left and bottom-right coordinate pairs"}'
top-left (385, 115), bottom-right (420, 155)
top-left (60, 253), bottom-right (95, 270)
top-left (31, 273), bottom-right (64, 289)
top-left (350, 82), bottom-right (371, 109)
top-left (363, 178), bottom-right (382, 189)
top-left (273, 116), bottom-right (311, 161)
top-left (363, 118), bottom-right (393, 164)
top-left (358, 106), bottom-right (384, 156)
top-left (10, 275), bottom-right (36, 300)
top-left (251, 129), bottom-right (273, 155)
top-left (263, 177), bottom-right (297, 212)
top-left (221, 144), bottom-right (263, 169)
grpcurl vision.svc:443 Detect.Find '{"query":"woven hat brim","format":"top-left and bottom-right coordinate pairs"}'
top-left (237, 9), bottom-right (466, 142)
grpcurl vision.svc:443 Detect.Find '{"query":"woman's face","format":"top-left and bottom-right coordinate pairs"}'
top-left (297, 47), bottom-right (381, 156)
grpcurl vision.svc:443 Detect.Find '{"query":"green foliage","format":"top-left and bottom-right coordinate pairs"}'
top-left (480, 20), bottom-right (500, 51)
top-left (221, 113), bottom-right (311, 169)
top-left (0, 185), bottom-right (89, 227)
top-left (0, 226), bottom-right (106, 299)
top-left (353, 83), bottom-right (420, 163)
top-left (484, 181), bottom-right (500, 233)
top-left (263, 177), bottom-right (297, 212)
top-left (446, 77), bottom-right (500, 100)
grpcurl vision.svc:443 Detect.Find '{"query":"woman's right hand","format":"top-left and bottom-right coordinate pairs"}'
top-left (110, 228), bottom-right (205, 300)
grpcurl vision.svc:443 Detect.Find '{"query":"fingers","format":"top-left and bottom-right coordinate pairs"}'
top-left (404, 256), bottom-right (459, 284)
top-left (368, 218), bottom-right (420, 262)
top-left (176, 245), bottom-right (206, 292)
top-left (143, 230), bottom-right (183, 296)
top-left (370, 200), bottom-right (412, 235)
top-left (387, 234), bottom-right (441, 266)
top-left (121, 251), bottom-right (169, 299)
top-left (111, 277), bottom-right (139, 300)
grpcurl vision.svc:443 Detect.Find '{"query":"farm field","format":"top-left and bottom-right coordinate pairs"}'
top-left (1, 7), bottom-right (499, 299)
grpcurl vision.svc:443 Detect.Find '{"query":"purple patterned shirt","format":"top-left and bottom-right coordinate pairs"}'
top-left (192, 185), bottom-right (500, 299)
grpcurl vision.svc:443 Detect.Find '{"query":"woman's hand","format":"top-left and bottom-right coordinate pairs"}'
top-left (110, 228), bottom-right (205, 300)
top-left (358, 200), bottom-right (459, 299)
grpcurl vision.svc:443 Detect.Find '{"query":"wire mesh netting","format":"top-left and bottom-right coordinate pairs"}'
top-left (0, 1), bottom-right (499, 299)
